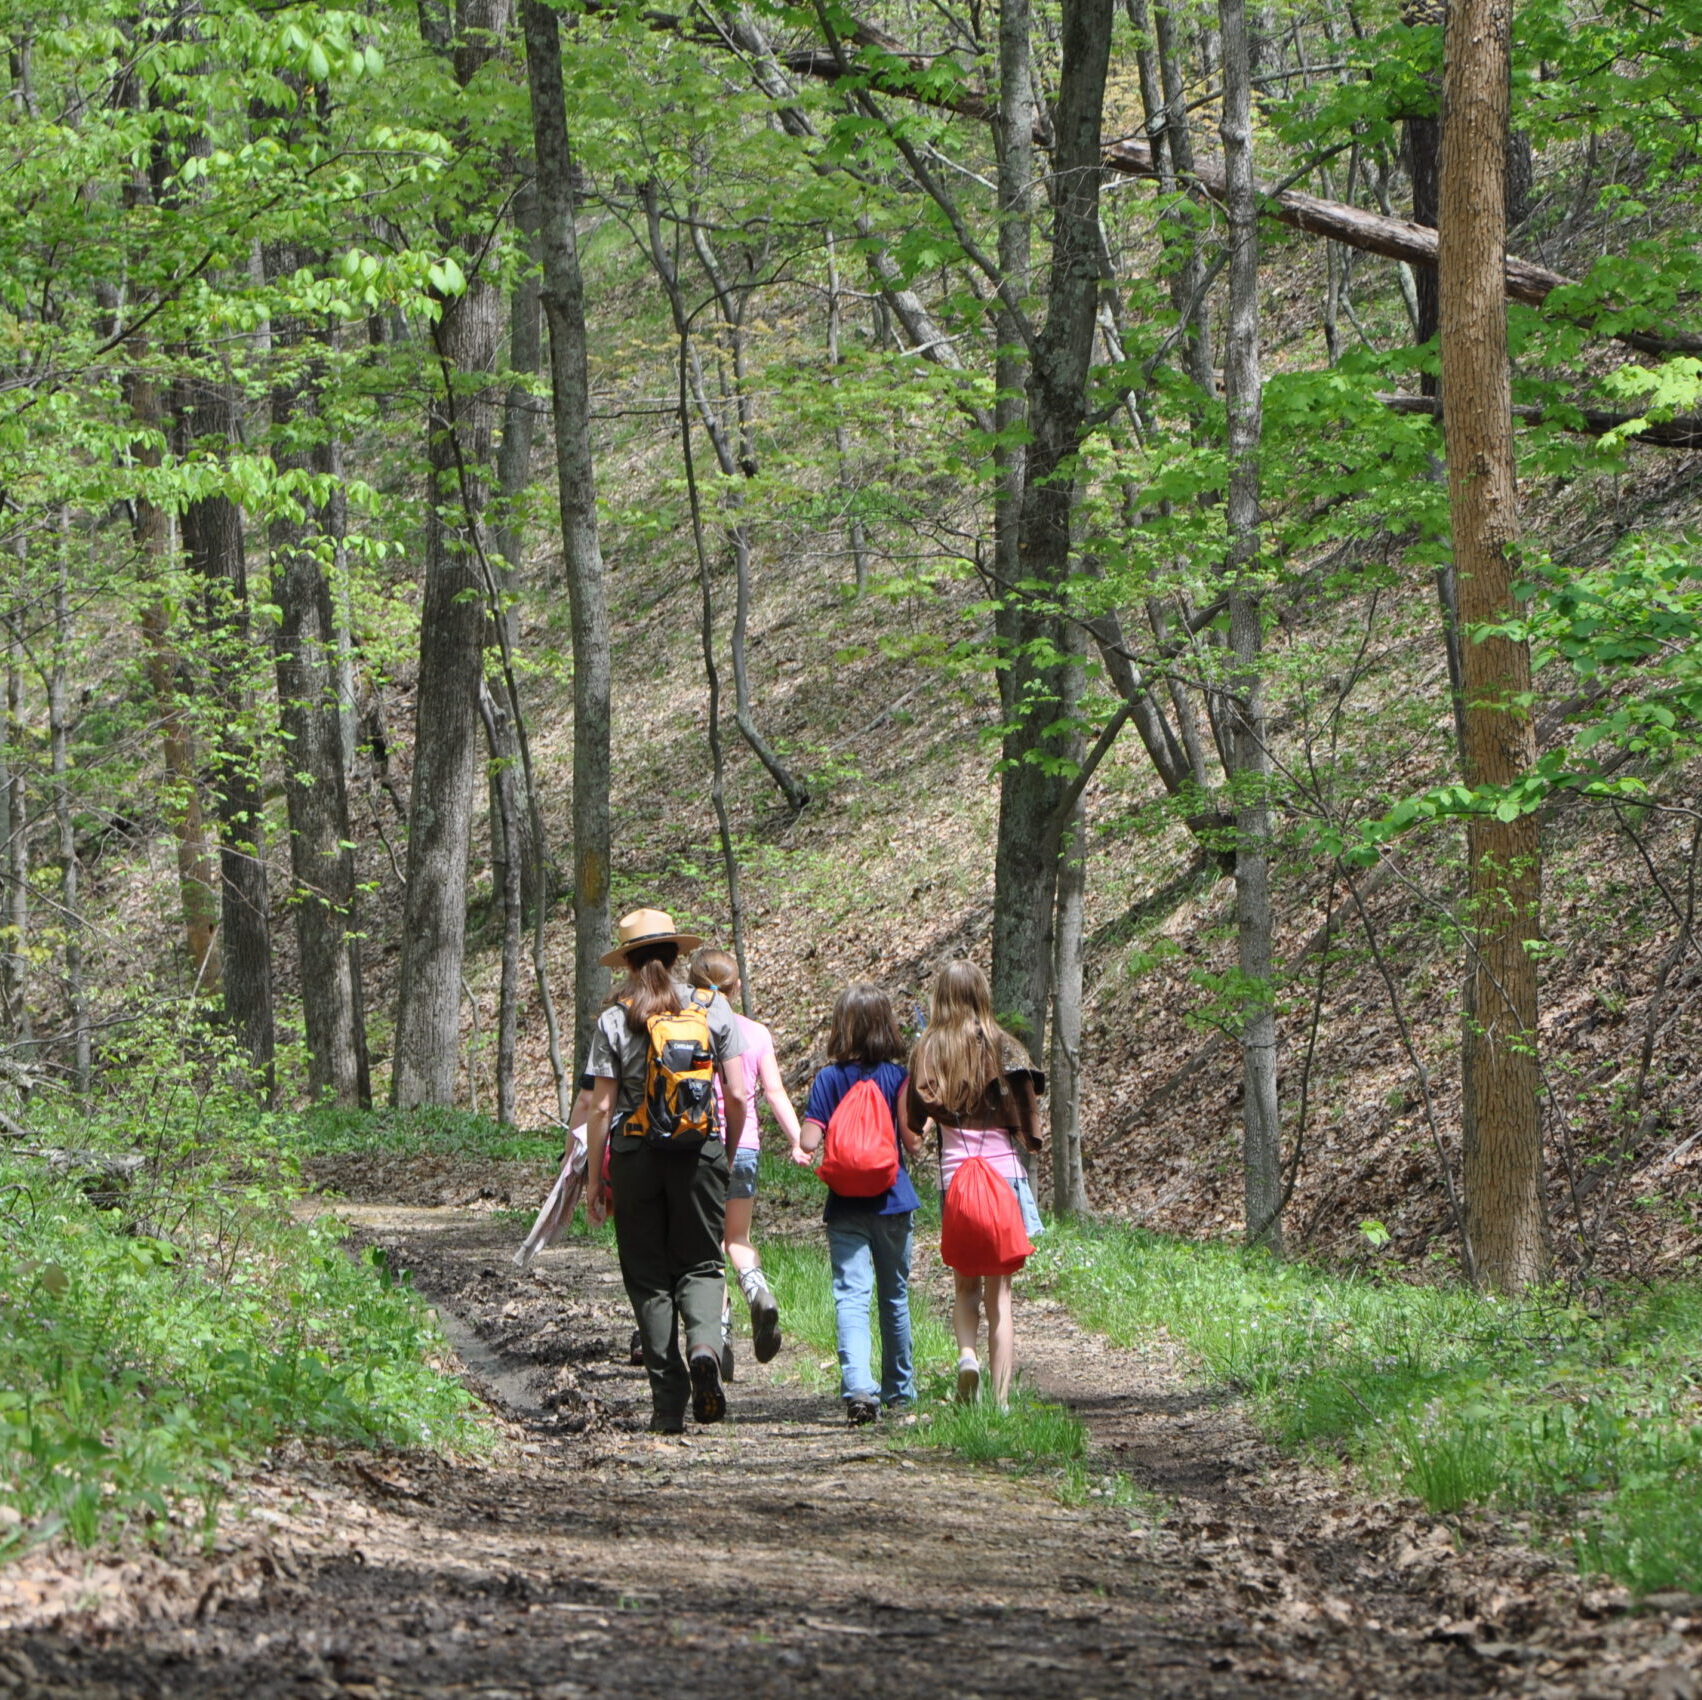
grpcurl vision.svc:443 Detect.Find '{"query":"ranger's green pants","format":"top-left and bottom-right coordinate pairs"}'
top-left (609, 1138), bottom-right (729, 1420)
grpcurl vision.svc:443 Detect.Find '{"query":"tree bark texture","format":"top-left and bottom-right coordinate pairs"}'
top-left (479, 681), bottom-right (523, 1127)
top-left (1219, 0), bottom-right (1282, 1252)
top-left (523, 0), bottom-right (612, 1074)
top-left (269, 334), bottom-right (372, 1110)
top-left (1439, 0), bottom-right (1547, 1292)
top-left (179, 378), bottom-right (276, 1096)
top-left (990, 0), bottom-right (1114, 1051)
top-left (393, 0), bottom-right (513, 1108)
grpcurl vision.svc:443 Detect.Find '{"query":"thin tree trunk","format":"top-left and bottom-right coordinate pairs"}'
top-left (493, 177), bottom-right (547, 918)
top-left (478, 681), bottom-right (522, 1127)
top-left (49, 551), bottom-right (87, 1092)
top-left (179, 378), bottom-right (276, 1097)
top-left (990, 0), bottom-right (1035, 724)
top-left (523, 0), bottom-right (612, 1073)
top-left (1152, 0), bottom-right (1216, 396)
top-left (267, 248), bottom-right (370, 1109)
top-left (1049, 793), bottom-right (1089, 1217)
top-left (2, 590), bottom-right (29, 1048)
top-left (824, 233), bottom-right (871, 593)
top-left (1440, 0), bottom-right (1546, 1292)
top-left (991, 0), bottom-right (1114, 1051)
top-left (1220, 0), bottom-right (1282, 1253)
top-left (393, 0), bottom-right (513, 1107)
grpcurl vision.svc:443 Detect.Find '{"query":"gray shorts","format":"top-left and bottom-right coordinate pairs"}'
top-left (727, 1145), bottom-right (759, 1202)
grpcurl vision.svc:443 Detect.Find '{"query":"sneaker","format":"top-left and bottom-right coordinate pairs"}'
top-left (955, 1354), bottom-right (981, 1404)
top-left (689, 1349), bottom-right (726, 1424)
top-left (628, 1329), bottom-right (645, 1367)
top-left (846, 1398), bottom-right (879, 1427)
top-left (743, 1270), bottom-right (782, 1365)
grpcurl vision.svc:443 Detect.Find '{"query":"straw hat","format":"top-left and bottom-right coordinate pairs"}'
top-left (599, 907), bottom-right (704, 970)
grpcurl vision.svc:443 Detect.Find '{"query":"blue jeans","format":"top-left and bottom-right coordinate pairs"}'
top-left (826, 1211), bottom-right (915, 1405)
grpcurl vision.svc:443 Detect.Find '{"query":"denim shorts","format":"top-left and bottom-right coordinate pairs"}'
top-left (1011, 1171), bottom-right (1045, 1239)
top-left (727, 1145), bottom-right (759, 1202)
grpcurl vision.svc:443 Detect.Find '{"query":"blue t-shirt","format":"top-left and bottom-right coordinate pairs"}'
top-left (804, 1061), bottom-right (919, 1219)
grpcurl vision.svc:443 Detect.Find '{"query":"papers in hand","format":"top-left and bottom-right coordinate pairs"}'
top-left (513, 1125), bottom-right (589, 1270)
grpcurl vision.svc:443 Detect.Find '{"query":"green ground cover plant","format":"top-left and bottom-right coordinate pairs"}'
top-left (298, 1106), bottom-right (560, 1165)
top-left (0, 1140), bottom-right (482, 1558)
top-left (1030, 1221), bottom-right (1702, 1594)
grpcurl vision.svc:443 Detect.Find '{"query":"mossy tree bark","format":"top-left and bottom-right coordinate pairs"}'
top-left (1439, 0), bottom-right (1547, 1292)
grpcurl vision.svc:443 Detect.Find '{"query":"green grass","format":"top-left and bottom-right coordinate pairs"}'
top-left (1029, 1219), bottom-right (1702, 1596)
top-left (0, 1151), bottom-right (482, 1557)
top-left (298, 1105), bottom-right (559, 1164)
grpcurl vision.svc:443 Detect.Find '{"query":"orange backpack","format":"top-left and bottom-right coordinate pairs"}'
top-left (817, 1076), bottom-right (900, 1197)
top-left (624, 990), bottom-right (721, 1148)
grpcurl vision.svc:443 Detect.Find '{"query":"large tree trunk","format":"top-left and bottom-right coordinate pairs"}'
top-left (478, 681), bottom-right (523, 1127)
top-left (1049, 792), bottom-right (1089, 1217)
top-left (392, 0), bottom-right (513, 1107)
top-left (1440, 0), bottom-right (1546, 1292)
top-left (179, 379), bottom-right (276, 1096)
top-left (523, 0), bottom-right (612, 1073)
top-left (990, 0), bottom-right (1115, 1050)
top-left (1220, 0), bottom-right (1281, 1252)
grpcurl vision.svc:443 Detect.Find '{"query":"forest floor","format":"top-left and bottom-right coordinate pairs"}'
top-left (1, 1196), bottom-right (1699, 1700)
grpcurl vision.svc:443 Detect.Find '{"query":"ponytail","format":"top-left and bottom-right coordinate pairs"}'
top-left (621, 942), bottom-right (682, 1032)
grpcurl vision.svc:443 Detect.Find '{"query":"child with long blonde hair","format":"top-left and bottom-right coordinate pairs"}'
top-left (904, 960), bottom-right (1043, 1407)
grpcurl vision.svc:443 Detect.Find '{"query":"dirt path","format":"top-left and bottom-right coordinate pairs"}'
top-left (1, 1206), bottom-right (1697, 1700)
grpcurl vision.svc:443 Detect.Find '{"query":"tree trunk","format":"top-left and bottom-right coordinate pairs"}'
top-left (1440, 0), bottom-right (1546, 1292)
top-left (479, 681), bottom-right (522, 1127)
top-left (522, 0), bottom-right (612, 1074)
top-left (269, 348), bottom-right (372, 1109)
top-left (1049, 793), bottom-right (1089, 1217)
top-left (2, 588), bottom-right (29, 1047)
top-left (824, 234), bottom-right (871, 593)
top-left (179, 379), bottom-right (276, 1097)
top-left (991, 0), bottom-right (1114, 1050)
top-left (393, 0), bottom-right (513, 1107)
top-left (49, 550), bottom-right (89, 1093)
top-left (1219, 0), bottom-right (1282, 1252)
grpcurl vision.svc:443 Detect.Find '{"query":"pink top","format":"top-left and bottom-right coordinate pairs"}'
top-left (714, 1012), bottom-right (772, 1153)
top-left (939, 1125), bottom-right (1025, 1192)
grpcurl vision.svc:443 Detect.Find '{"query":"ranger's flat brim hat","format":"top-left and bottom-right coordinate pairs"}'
top-left (600, 907), bottom-right (705, 969)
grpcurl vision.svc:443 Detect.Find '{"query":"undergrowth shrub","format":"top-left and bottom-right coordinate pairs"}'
top-left (0, 1030), bottom-right (484, 1558)
top-left (1030, 1221), bottom-right (1702, 1594)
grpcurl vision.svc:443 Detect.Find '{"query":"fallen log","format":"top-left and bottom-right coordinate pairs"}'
top-left (1379, 391), bottom-right (1702, 450)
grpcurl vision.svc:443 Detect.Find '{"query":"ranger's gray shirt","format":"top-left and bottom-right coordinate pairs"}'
top-left (587, 984), bottom-right (746, 1147)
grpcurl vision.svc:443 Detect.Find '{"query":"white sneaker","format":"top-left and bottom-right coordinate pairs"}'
top-left (955, 1353), bottom-right (981, 1404)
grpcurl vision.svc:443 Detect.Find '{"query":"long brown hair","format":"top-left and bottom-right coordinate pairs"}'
top-left (910, 960), bottom-right (1015, 1116)
top-left (826, 982), bottom-right (905, 1066)
top-left (619, 941), bottom-right (681, 1033)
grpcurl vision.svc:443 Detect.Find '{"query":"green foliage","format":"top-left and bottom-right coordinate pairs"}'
top-left (1032, 1221), bottom-right (1702, 1595)
top-left (297, 1105), bottom-right (559, 1165)
top-left (0, 1148), bottom-right (479, 1556)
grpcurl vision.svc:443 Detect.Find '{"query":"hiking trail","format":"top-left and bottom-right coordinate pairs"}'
top-left (0, 1202), bottom-right (1696, 1699)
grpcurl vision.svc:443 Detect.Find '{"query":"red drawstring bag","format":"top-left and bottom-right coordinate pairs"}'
top-left (941, 1156), bottom-right (1033, 1277)
top-left (818, 1077), bottom-right (900, 1197)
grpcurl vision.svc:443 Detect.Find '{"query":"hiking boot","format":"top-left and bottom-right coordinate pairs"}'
top-left (955, 1353), bottom-right (981, 1404)
top-left (721, 1339), bottom-right (736, 1384)
top-left (741, 1268), bottom-right (782, 1365)
top-left (628, 1329), bottom-right (645, 1367)
top-left (649, 1408), bottom-right (685, 1435)
top-left (846, 1398), bottom-right (879, 1427)
top-left (689, 1349), bottom-right (726, 1424)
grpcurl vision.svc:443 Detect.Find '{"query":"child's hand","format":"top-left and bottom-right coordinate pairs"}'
top-left (789, 1143), bottom-right (813, 1168)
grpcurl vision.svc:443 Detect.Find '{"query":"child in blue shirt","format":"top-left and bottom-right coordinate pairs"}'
top-left (799, 983), bottom-right (920, 1425)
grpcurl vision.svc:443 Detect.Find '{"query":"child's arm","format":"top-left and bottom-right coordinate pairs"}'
top-left (798, 1117), bottom-right (825, 1161)
top-left (898, 1075), bottom-right (926, 1156)
top-left (757, 1048), bottom-right (806, 1160)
